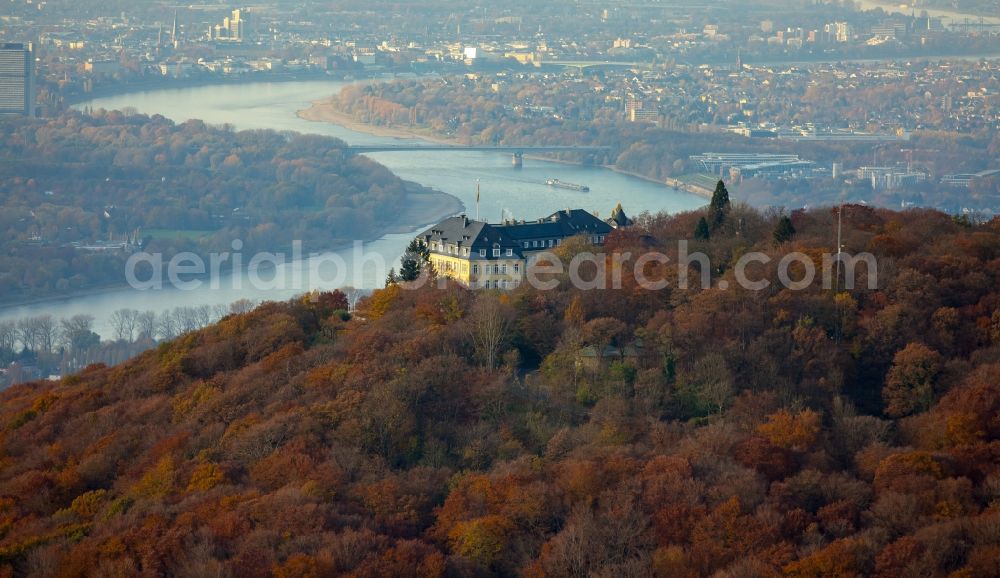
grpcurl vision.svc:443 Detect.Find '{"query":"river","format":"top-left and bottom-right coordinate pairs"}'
top-left (0, 80), bottom-right (704, 337)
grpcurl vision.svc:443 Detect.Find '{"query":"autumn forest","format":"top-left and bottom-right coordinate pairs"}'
top-left (1, 201), bottom-right (998, 577)
top-left (0, 111), bottom-right (412, 302)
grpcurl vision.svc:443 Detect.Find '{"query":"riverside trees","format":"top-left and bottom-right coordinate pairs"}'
top-left (0, 111), bottom-right (411, 302)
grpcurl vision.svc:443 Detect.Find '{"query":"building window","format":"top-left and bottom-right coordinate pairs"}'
top-left (506, 248), bottom-right (513, 256)
top-left (493, 248), bottom-right (500, 257)
top-left (463, 248), bottom-right (469, 256)
top-left (472, 264), bottom-right (479, 275)
top-left (514, 263), bottom-right (520, 274)
top-left (599, 235), bottom-right (605, 242)
top-left (548, 239), bottom-right (554, 247)
top-left (532, 240), bottom-right (538, 248)
top-left (494, 264), bottom-right (500, 274)
top-left (480, 249), bottom-right (486, 257)
top-left (501, 264), bottom-right (507, 274)
top-left (524, 241), bottom-right (529, 248)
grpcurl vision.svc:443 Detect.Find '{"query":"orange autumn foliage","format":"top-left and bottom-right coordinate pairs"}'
top-left (758, 409), bottom-right (822, 451)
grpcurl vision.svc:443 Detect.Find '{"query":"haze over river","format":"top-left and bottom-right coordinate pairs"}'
top-left (853, 0), bottom-right (1000, 26)
top-left (0, 80), bottom-right (704, 337)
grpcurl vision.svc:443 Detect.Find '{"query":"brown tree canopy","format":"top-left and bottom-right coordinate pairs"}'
top-left (1, 203), bottom-right (998, 577)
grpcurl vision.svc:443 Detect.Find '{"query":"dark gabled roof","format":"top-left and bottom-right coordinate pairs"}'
top-left (608, 203), bottom-right (634, 227)
top-left (497, 221), bottom-right (565, 240)
top-left (417, 215), bottom-right (522, 257)
top-left (418, 215), bottom-right (488, 246)
top-left (416, 209), bottom-right (614, 259)
top-left (498, 209), bottom-right (613, 241)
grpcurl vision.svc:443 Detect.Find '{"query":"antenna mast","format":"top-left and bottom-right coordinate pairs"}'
top-left (835, 202), bottom-right (843, 293)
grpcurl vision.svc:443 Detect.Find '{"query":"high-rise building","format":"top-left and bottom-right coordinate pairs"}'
top-left (209, 8), bottom-right (249, 42)
top-left (625, 95), bottom-right (659, 123)
top-left (834, 22), bottom-right (853, 43)
top-left (0, 43), bottom-right (34, 117)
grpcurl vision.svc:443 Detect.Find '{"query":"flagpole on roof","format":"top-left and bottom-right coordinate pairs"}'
top-left (476, 179), bottom-right (480, 221)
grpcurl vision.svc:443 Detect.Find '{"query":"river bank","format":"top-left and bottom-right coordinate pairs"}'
top-left (0, 80), bottom-right (469, 314)
top-left (391, 182), bottom-right (465, 232)
top-left (0, 182), bottom-right (461, 313)
top-left (298, 98), bottom-right (718, 200)
top-left (298, 98), bottom-right (459, 145)
top-left (14, 78), bottom-right (702, 332)
top-left (607, 166), bottom-right (714, 199)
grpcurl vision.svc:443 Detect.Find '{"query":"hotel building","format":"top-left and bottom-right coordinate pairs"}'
top-left (416, 208), bottom-right (621, 289)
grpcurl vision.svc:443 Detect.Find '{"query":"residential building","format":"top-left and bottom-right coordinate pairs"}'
top-left (625, 95), bottom-right (658, 123)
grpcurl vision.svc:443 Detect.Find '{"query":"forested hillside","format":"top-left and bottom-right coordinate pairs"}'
top-left (0, 111), bottom-right (410, 302)
top-left (0, 204), bottom-right (998, 577)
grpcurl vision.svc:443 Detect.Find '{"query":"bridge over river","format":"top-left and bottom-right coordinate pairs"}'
top-left (344, 144), bottom-right (612, 167)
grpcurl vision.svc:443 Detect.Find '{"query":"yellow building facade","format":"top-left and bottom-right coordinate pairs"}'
top-left (416, 208), bottom-right (618, 289)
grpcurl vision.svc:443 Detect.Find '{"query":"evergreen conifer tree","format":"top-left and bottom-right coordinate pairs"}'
top-left (709, 180), bottom-right (731, 228)
top-left (773, 215), bottom-right (796, 244)
top-left (694, 216), bottom-right (711, 240)
top-left (399, 239), bottom-right (431, 282)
